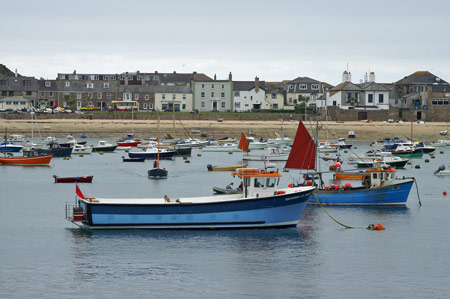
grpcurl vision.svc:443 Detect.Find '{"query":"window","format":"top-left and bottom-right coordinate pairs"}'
top-left (201, 101), bottom-right (205, 108)
top-left (378, 94), bottom-right (384, 103)
top-left (49, 92), bottom-right (53, 97)
top-left (271, 93), bottom-right (277, 99)
top-left (347, 92), bottom-right (352, 101)
top-left (128, 75), bottom-right (133, 80)
top-left (172, 94), bottom-right (176, 100)
top-left (26, 91), bottom-right (32, 95)
top-left (254, 178), bottom-right (265, 188)
top-left (145, 94), bottom-right (149, 100)
top-left (201, 92), bottom-right (205, 98)
top-left (234, 91), bottom-right (240, 96)
top-left (107, 93), bottom-right (112, 99)
top-left (143, 103), bottom-right (147, 109)
top-left (211, 92), bottom-right (215, 97)
top-left (368, 94), bottom-right (374, 103)
top-left (212, 84), bottom-right (214, 89)
top-left (94, 75), bottom-right (99, 80)
top-left (289, 84), bottom-right (294, 90)
top-left (221, 102), bottom-right (225, 108)
top-left (149, 104), bottom-right (153, 109)
top-left (45, 81), bottom-right (51, 87)
top-left (311, 84), bottom-right (319, 90)
top-left (182, 94), bottom-right (186, 100)
top-left (134, 94), bottom-right (139, 100)
top-left (120, 75), bottom-right (125, 80)
top-left (77, 92), bottom-right (82, 99)
top-left (86, 83), bottom-right (93, 89)
top-left (235, 102), bottom-right (240, 108)
top-left (222, 85), bottom-right (225, 89)
top-left (1, 91), bottom-right (6, 96)
top-left (162, 94), bottom-right (166, 99)
top-left (24, 80), bottom-right (31, 86)
top-left (41, 92), bottom-right (45, 97)
top-left (97, 93), bottom-right (102, 99)
top-left (182, 104), bottom-right (186, 109)
top-left (299, 84), bottom-right (307, 90)
top-left (110, 75), bottom-right (116, 80)
top-left (123, 93), bottom-right (131, 100)
top-left (88, 93), bottom-right (93, 98)
top-left (59, 74), bottom-right (65, 79)
top-left (103, 83), bottom-right (109, 88)
top-left (144, 75), bottom-right (150, 81)
top-left (103, 75), bottom-right (109, 80)
top-left (65, 81), bottom-right (70, 87)
top-left (201, 84), bottom-right (205, 89)
top-left (137, 75), bottom-right (142, 81)
top-left (221, 92), bottom-right (225, 98)
top-left (273, 103), bottom-right (278, 109)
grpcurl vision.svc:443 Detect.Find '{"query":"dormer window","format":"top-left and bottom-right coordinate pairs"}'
top-left (289, 84), bottom-right (294, 90)
top-left (311, 84), bottom-right (319, 90)
top-left (299, 84), bottom-right (307, 90)
top-left (45, 81), bottom-right (51, 87)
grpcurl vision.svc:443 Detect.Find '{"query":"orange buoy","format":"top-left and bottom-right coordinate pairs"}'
top-left (373, 222), bottom-right (385, 230)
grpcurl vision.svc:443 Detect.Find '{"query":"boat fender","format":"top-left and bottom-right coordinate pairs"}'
top-left (276, 190), bottom-right (286, 195)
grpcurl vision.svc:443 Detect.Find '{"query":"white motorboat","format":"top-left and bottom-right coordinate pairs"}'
top-left (267, 133), bottom-right (293, 147)
top-left (7, 134), bottom-right (25, 143)
top-left (317, 141), bottom-right (337, 153)
top-left (71, 144), bottom-right (93, 155)
top-left (202, 143), bottom-right (240, 152)
top-left (434, 165), bottom-right (450, 176)
top-left (247, 137), bottom-right (267, 150)
top-left (243, 147), bottom-right (290, 161)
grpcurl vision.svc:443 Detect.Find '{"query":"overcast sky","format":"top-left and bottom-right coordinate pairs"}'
top-left (2, 0), bottom-right (450, 85)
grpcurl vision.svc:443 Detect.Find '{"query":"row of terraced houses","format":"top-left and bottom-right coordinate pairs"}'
top-left (1, 68), bottom-right (450, 121)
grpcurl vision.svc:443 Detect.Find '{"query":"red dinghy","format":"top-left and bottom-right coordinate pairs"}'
top-left (53, 175), bottom-right (93, 183)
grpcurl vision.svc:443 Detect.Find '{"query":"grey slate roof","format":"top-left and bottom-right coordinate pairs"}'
top-left (0, 97), bottom-right (32, 102)
top-left (360, 82), bottom-right (391, 91)
top-left (233, 81), bottom-right (266, 91)
top-left (0, 76), bottom-right (39, 91)
top-left (395, 71), bottom-right (449, 85)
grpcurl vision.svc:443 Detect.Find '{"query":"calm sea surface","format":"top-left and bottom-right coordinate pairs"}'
top-left (1, 139), bottom-right (450, 298)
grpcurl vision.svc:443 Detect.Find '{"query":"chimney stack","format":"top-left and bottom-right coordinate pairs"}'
top-left (255, 76), bottom-right (259, 93)
top-left (342, 70), bottom-right (351, 83)
top-left (15, 69), bottom-right (17, 77)
top-left (214, 74), bottom-right (217, 80)
top-left (369, 72), bottom-right (375, 83)
top-left (228, 72), bottom-right (232, 81)
top-left (364, 72), bottom-right (368, 83)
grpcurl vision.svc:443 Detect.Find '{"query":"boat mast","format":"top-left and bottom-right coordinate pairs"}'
top-left (157, 111), bottom-right (160, 168)
top-left (131, 106), bottom-right (134, 136)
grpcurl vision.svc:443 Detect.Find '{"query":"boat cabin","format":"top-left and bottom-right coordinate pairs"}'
top-left (232, 168), bottom-right (282, 198)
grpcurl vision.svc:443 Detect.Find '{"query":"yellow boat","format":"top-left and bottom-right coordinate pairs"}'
top-left (207, 163), bottom-right (247, 171)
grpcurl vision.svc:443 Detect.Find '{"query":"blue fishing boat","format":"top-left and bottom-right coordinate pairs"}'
top-left (285, 121), bottom-right (415, 206)
top-left (65, 167), bottom-right (314, 230)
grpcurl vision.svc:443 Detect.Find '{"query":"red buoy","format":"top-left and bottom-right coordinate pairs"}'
top-left (288, 184), bottom-right (292, 188)
top-left (444, 191), bottom-right (447, 196)
top-left (373, 222), bottom-right (385, 230)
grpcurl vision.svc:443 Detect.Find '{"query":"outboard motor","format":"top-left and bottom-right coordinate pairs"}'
top-left (434, 164), bottom-right (446, 174)
top-left (207, 164), bottom-right (212, 171)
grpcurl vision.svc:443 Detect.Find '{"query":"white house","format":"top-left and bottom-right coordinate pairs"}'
top-left (233, 77), bottom-right (265, 112)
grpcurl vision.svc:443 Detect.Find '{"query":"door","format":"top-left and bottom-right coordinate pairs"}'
top-left (212, 101), bottom-right (218, 111)
top-left (358, 111), bottom-right (368, 120)
top-left (417, 111), bottom-right (422, 120)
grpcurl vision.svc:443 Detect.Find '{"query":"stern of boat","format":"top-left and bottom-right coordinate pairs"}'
top-left (65, 202), bottom-right (86, 224)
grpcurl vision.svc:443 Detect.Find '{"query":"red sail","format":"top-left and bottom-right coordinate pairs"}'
top-left (238, 133), bottom-right (250, 152)
top-left (284, 121), bottom-right (316, 170)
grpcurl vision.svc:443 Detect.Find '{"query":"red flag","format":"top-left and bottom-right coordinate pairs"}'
top-left (76, 184), bottom-right (86, 199)
top-left (238, 133), bottom-right (249, 152)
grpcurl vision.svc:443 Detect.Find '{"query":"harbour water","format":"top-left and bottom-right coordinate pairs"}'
top-left (1, 140), bottom-right (450, 298)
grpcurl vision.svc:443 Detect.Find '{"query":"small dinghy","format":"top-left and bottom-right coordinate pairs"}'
top-left (122, 156), bottom-right (145, 162)
top-left (53, 175), bottom-right (93, 183)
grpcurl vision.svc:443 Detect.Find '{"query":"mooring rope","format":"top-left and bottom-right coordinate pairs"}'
top-left (311, 193), bottom-right (362, 229)
top-left (408, 177), bottom-right (422, 207)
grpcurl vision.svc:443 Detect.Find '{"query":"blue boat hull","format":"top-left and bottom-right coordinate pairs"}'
top-left (310, 179), bottom-right (414, 206)
top-left (79, 190), bottom-right (313, 230)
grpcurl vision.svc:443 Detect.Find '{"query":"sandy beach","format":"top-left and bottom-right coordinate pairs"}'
top-left (1, 117), bottom-right (449, 142)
